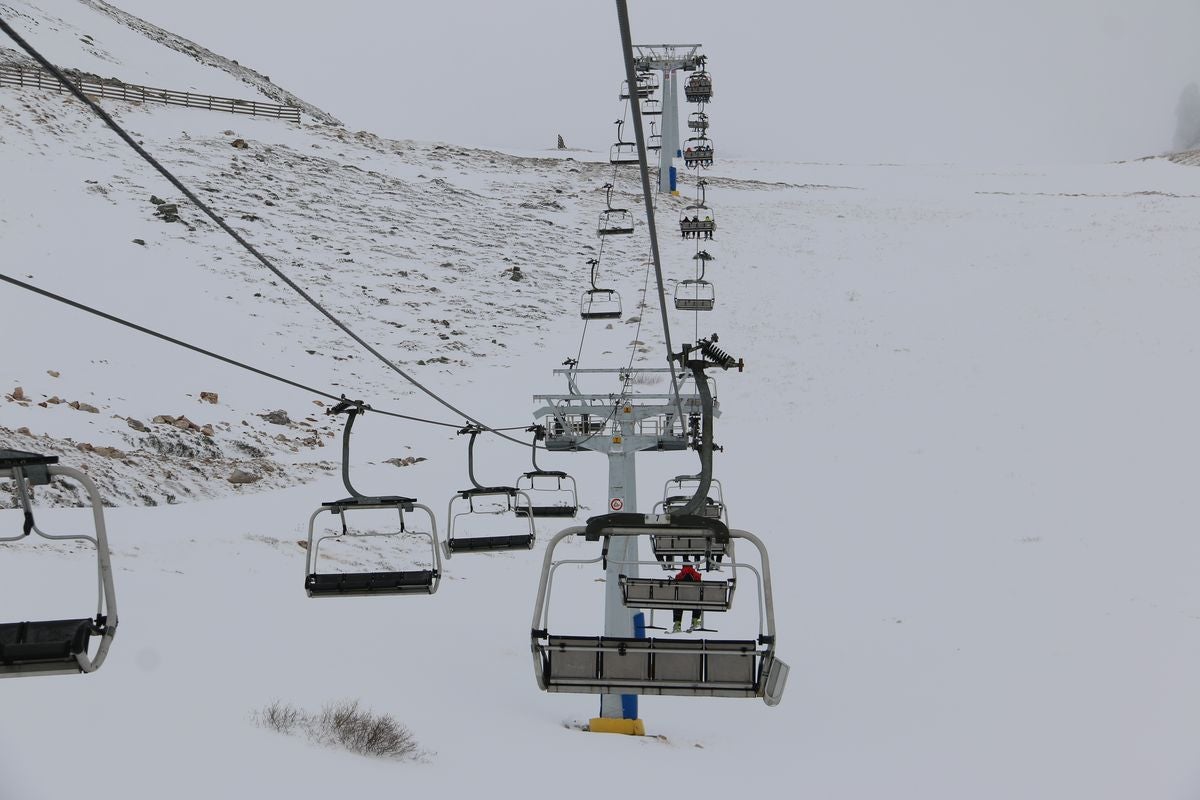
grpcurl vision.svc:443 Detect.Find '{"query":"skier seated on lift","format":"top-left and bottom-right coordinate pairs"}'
top-left (671, 563), bottom-right (704, 633)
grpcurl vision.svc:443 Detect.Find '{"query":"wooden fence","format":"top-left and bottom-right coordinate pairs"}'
top-left (0, 65), bottom-right (301, 122)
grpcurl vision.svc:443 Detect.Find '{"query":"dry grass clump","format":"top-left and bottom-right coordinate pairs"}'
top-left (254, 699), bottom-right (419, 760)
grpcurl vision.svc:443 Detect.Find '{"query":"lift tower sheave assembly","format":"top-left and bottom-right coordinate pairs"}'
top-left (632, 44), bottom-right (704, 194)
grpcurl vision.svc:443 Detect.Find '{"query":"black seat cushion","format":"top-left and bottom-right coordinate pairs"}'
top-left (0, 619), bottom-right (93, 663)
top-left (0, 450), bottom-right (58, 469)
top-left (446, 534), bottom-right (534, 552)
top-left (306, 571), bottom-right (435, 595)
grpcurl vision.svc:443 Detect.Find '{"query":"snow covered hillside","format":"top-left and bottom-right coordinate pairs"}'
top-left (4, 2), bottom-right (1200, 799)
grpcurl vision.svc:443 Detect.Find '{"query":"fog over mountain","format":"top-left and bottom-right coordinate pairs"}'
top-left (113, 0), bottom-right (1200, 163)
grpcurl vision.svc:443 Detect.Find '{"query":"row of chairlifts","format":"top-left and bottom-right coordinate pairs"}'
top-left (531, 337), bottom-right (788, 704)
top-left (305, 404), bottom-right (582, 596)
top-left (0, 450), bottom-right (118, 677)
top-left (580, 257), bottom-right (622, 320)
top-left (675, 251), bottom-right (716, 312)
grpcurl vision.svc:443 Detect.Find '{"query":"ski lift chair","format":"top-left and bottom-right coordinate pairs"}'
top-left (531, 513), bottom-right (787, 705)
top-left (637, 70), bottom-right (660, 94)
top-left (305, 400), bottom-right (441, 597)
top-left (683, 137), bottom-right (714, 168)
top-left (597, 183), bottom-right (634, 236)
top-left (597, 209), bottom-right (634, 236)
top-left (642, 98), bottom-right (663, 116)
top-left (0, 450), bottom-right (117, 677)
top-left (580, 289), bottom-right (622, 320)
top-left (580, 258), bottom-right (623, 320)
top-left (609, 119), bottom-right (640, 165)
top-left (674, 279), bottom-right (715, 312)
top-left (688, 111), bottom-right (709, 132)
top-left (514, 426), bottom-right (579, 518)
top-left (679, 206), bottom-right (716, 239)
top-left (444, 426), bottom-right (536, 558)
top-left (684, 70), bottom-right (713, 103)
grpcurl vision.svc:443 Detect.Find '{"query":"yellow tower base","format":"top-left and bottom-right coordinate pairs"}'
top-left (588, 717), bottom-right (646, 736)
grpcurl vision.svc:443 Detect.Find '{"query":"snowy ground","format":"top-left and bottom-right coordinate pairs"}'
top-left (4, 2), bottom-right (1200, 799)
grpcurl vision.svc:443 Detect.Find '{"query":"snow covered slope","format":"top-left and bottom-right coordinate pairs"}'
top-left (4, 3), bottom-right (1200, 800)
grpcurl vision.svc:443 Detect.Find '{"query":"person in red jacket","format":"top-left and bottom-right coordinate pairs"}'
top-left (671, 563), bottom-right (703, 633)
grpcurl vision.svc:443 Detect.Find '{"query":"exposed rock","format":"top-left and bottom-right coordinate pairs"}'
top-left (46, 370), bottom-right (59, 378)
top-left (150, 195), bottom-right (165, 205)
top-left (173, 416), bottom-right (200, 432)
top-left (10, 387), bottom-right (25, 401)
top-left (259, 409), bottom-right (291, 426)
top-left (231, 138), bottom-right (249, 150)
top-left (227, 468), bottom-right (260, 485)
top-left (16, 427), bottom-right (30, 436)
top-left (384, 456), bottom-right (427, 467)
top-left (200, 424), bottom-right (214, 437)
top-left (152, 414), bottom-right (177, 425)
top-left (126, 417), bottom-right (148, 432)
top-left (199, 391), bottom-right (219, 404)
top-left (46, 396), bottom-right (62, 405)
top-left (132, 239), bottom-right (146, 246)
top-left (92, 446), bottom-right (126, 459)
top-left (70, 401), bottom-right (100, 413)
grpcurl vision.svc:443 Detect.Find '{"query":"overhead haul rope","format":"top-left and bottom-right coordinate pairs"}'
top-left (615, 0), bottom-right (686, 428)
top-left (0, 16), bottom-right (540, 448)
top-left (0, 272), bottom-right (470, 428)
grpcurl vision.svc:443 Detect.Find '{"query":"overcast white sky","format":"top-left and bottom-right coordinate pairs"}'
top-left (114, 0), bottom-right (1200, 164)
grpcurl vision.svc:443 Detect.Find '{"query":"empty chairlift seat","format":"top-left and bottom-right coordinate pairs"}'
top-left (580, 288), bottom-right (622, 320)
top-left (444, 425), bottom-right (537, 558)
top-left (674, 279), bottom-right (715, 312)
top-left (597, 208), bottom-right (634, 236)
top-left (0, 450), bottom-right (118, 677)
top-left (445, 488), bottom-right (536, 555)
top-left (305, 497), bottom-right (442, 597)
top-left (304, 404), bottom-right (442, 597)
top-left (515, 472), bottom-right (579, 518)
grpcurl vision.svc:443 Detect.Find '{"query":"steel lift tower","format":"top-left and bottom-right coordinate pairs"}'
top-left (632, 44), bottom-right (705, 194)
